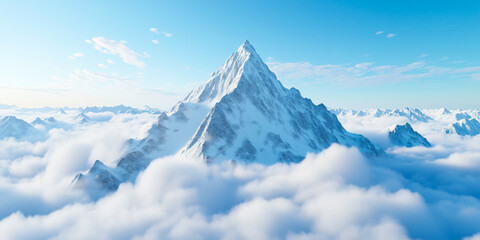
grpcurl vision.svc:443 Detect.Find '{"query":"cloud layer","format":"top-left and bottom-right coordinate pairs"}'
top-left (0, 110), bottom-right (480, 239)
top-left (87, 37), bottom-right (145, 68)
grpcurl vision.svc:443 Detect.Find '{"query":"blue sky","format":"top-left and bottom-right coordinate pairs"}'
top-left (0, 0), bottom-right (479, 109)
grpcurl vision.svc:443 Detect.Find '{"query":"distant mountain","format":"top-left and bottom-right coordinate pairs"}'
top-left (81, 105), bottom-right (150, 114)
top-left (73, 113), bottom-right (90, 124)
top-left (31, 117), bottom-right (64, 130)
top-left (388, 123), bottom-right (431, 148)
top-left (0, 116), bottom-right (39, 141)
top-left (72, 160), bottom-right (121, 197)
top-left (31, 117), bottom-right (46, 126)
top-left (335, 108), bottom-right (480, 137)
top-left (32, 117), bottom-right (57, 125)
top-left (333, 108), bottom-right (432, 122)
top-left (444, 118), bottom-right (480, 136)
top-left (74, 40), bottom-right (381, 197)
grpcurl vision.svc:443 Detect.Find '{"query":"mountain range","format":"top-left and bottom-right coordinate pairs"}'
top-left (335, 108), bottom-right (480, 137)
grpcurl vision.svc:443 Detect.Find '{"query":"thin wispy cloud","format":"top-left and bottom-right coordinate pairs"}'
top-left (69, 52), bottom-right (85, 60)
top-left (470, 73), bottom-right (480, 80)
top-left (419, 54), bottom-right (429, 58)
top-left (86, 37), bottom-right (145, 68)
top-left (386, 33), bottom-right (397, 38)
top-left (162, 31), bottom-right (173, 37)
top-left (440, 57), bottom-right (449, 61)
top-left (376, 31), bottom-right (384, 35)
top-left (64, 69), bottom-right (138, 88)
top-left (150, 27), bottom-right (172, 37)
top-left (0, 86), bottom-right (71, 95)
top-left (98, 63), bottom-right (108, 69)
top-left (107, 59), bottom-right (114, 64)
top-left (267, 60), bottom-right (480, 86)
top-left (152, 40), bottom-right (159, 44)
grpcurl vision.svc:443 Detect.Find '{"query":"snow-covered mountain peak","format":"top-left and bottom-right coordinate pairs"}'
top-left (183, 41), bottom-right (284, 107)
top-left (237, 40), bottom-right (260, 59)
top-left (181, 42), bottom-right (380, 162)
top-left (74, 40), bottom-right (381, 196)
top-left (388, 123), bottom-right (432, 148)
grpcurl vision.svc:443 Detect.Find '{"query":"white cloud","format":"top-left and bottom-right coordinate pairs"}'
top-left (433, 152), bottom-right (480, 169)
top-left (440, 56), bottom-right (449, 61)
top-left (470, 73), bottom-right (480, 80)
top-left (98, 64), bottom-right (108, 69)
top-left (0, 112), bottom-right (154, 219)
top-left (386, 33), bottom-right (397, 38)
top-left (465, 232), bottom-right (480, 240)
top-left (419, 54), bottom-right (429, 58)
top-left (69, 53), bottom-right (85, 60)
top-left (87, 37), bottom-right (145, 68)
top-left (150, 28), bottom-right (159, 34)
top-left (65, 69), bottom-right (138, 87)
top-left (152, 40), bottom-right (159, 44)
top-left (107, 59), bottom-right (114, 64)
top-left (376, 31), bottom-right (384, 35)
top-left (0, 145), bottom-right (420, 239)
top-left (162, 31), bottom-right (173, 37)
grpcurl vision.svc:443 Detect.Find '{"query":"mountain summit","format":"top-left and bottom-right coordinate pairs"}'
top-left (184, 40), bottom-right (284, 107)
top-left (74, 41), bottom-right (381, 197)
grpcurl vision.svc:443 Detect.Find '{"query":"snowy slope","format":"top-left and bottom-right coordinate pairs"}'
top-left (388, 123), bottom-right (432, 148)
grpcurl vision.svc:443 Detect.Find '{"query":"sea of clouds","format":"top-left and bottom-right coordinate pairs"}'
top-left (1, 108), bottom-right (480, 240)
